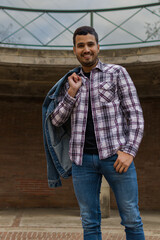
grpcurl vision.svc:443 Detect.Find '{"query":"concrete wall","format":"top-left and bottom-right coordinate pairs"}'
top-left (0, 46), bottom-right (160, 210)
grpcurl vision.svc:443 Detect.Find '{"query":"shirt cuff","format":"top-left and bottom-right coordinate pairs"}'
top-left (63, 91), bottom-right (77, 106)
top-left (120, 145), bottom-right (137, 158)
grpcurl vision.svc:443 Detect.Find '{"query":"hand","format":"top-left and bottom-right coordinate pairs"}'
top-left (114, 150), bottom-right (133, 174)
top-left (68, 73), bottom-right (82, 98)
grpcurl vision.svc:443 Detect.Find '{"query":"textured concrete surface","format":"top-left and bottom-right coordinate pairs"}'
top-left (0, 208), bottom-right (159, 239)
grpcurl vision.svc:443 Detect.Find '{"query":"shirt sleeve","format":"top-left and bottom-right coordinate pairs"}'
top-left (50, 84), bottom-right (77, 127)
top-left (117, 66), bottom-right (144, 157)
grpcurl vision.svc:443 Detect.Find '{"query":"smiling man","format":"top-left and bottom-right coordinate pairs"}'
top-left (50, 26), bottom-right (145, 240)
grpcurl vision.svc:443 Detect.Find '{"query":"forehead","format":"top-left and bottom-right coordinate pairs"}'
top-left (75, 33), bottom-right (97, 45)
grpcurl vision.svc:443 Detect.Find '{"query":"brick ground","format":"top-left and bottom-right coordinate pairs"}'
top-left (0, 209), bottom-right (159, 240)
top-left (0, 232), bottom-right (160, 240)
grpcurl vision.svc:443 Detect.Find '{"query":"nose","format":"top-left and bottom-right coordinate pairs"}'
top-left (83, 45), bottom-right (90, 53)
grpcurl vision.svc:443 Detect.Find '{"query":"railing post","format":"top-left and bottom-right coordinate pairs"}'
top-left (90, 11), bottom-right (93, 27)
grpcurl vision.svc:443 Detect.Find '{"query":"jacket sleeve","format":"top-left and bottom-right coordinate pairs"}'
top-left (117, 66), bottom-right (144, 157)
top-left (50, 83), bottom-right (78, 127)
top-left (42, 99), bottom-right (62, 188)
top-left (45, 140), bottom-right (62, 188)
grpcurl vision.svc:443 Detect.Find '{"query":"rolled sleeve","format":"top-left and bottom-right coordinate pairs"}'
top-left (50, 91), bottom-right (77, 127)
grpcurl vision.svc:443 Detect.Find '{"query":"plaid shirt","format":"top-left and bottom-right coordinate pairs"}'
top-left (51, 60), bottom-right (144, 165)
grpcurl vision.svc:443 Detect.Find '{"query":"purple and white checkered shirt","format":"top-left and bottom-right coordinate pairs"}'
top-left (51, 60), bottom-right (144, 165)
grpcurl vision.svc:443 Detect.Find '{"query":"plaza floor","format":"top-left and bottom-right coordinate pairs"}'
top-left (0, 208), bottom-right (159, 239)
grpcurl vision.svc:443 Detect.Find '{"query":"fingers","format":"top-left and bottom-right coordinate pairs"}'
top-left (68, 73), bottom-right (81, 83)
top-left (68, 73), bottom-right (82, 97)
top-left (114, 161), bottom-right (128, 174)
top-left (114, 152), bottom-right (133, 174)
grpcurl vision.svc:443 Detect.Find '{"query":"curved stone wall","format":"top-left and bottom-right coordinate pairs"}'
top-left (0, 46), bottom-right (160, 210)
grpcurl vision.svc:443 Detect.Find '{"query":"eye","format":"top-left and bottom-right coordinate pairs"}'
top-left (77, 44), bottom-right (84, 48)
top-left (88, 42), bottom-right (95, 47)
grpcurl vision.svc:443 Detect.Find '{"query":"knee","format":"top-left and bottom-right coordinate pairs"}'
top-left (121, 214), bottom-right (143, 231)
top-left (120, 207), bottom-right (143, 230)
top-left (81, 211), bottom-right (101, 232)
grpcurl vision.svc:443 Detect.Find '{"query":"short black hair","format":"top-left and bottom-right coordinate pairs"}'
top-left (73, 26), bottom-right (99, 46)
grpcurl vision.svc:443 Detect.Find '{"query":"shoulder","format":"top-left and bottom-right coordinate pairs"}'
top-left (101, 62), bottom-right (126, 75)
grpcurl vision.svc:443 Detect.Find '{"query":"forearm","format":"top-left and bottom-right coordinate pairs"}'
top-left (118, 66), bottom-right (144, 157)
top-left (120, 102), bottom-right (144, 157)
top-left (50, 91), bottom-right (76, 127)
top-left (121, 123), bottom-right (144, 157)
top-left (51, 72), bottom-right (82, 127)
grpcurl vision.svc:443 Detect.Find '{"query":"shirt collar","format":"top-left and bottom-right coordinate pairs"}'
top-left (79, 59), bottom-right (104, 75)
top-left (79, 59), bottom-right (104, 76)
top-left (78, 59), bottom-right (104, 84)
top-left (95, 59), bottom-right (104, 72)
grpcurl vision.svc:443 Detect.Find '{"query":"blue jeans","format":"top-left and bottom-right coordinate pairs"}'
top-left (72, 154), bottom-right (145, 240)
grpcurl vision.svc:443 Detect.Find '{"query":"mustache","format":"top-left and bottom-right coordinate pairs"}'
top-left (81, 53), bottom-right (93, 56)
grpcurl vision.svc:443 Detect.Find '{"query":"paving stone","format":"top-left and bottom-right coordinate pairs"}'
top-left (0, 232), bottom-right (160, 240)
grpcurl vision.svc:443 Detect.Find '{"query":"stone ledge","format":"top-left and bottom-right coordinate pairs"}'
top-left (0, 45), bottom-right (160, 66)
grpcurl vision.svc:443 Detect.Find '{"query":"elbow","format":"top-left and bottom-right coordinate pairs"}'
top-left (51, 118), bottom-right (63, 127)
top-left (140, 113), bottom-right (145, 133)
top-left (50, 112), bottom-right (64, 127)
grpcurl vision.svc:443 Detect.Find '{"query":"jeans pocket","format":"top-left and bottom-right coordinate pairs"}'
top-left (108, 153), bottom-right (118, 161)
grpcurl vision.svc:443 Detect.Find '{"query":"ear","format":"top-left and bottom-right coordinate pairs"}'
top-left (98, 44), bottom-right (100, 53)
top-left (73, 46), bottom-right (76, 55)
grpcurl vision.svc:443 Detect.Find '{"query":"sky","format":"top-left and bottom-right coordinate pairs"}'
top-left (0, 0), bottom-right (160, 49)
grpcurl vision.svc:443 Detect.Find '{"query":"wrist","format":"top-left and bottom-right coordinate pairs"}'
top-left (118, 150), bottom-right (134, 159)
top-left (68, 87), bottom-right (77, 98)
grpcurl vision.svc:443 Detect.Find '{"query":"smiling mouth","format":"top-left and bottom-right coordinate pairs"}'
top-left (83, 54), bottom-right (92, 59)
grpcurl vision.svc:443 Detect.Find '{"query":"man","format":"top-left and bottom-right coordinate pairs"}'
top-left (50, 26), bottom-right (145, 240)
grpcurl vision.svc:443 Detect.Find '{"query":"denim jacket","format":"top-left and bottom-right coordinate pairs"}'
top-left (42, 67), bottom-right (80, 188)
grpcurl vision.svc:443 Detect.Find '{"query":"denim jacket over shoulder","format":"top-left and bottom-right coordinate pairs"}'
top-left (42, 67), bottom-right (80, 188)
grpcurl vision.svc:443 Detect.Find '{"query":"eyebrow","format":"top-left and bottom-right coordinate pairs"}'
top-left (77, 41), bottom-right (95, 46)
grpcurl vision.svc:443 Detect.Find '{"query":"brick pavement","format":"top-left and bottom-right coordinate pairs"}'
top-left (0, 232), bottom-right (121, 240)
top-left (0, 209), bottom-right (160, 240)
top-left (0, 231), bottom-right (160, 240)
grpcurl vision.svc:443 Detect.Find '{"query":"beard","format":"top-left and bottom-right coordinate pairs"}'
top-left (77, 55), bottom-right (98, 68)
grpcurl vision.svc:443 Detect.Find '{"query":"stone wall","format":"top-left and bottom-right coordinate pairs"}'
top-left (0, 46), bottom-right (160, 210)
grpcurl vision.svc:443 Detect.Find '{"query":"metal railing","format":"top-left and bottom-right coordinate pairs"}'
top-left (0, 2), bottom-right (160, 49)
